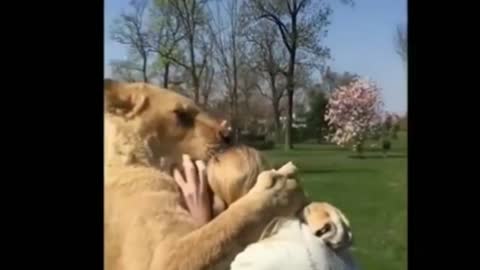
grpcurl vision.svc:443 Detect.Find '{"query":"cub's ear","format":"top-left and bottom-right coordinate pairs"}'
top-left (104, 79), bottom-right (149, 120)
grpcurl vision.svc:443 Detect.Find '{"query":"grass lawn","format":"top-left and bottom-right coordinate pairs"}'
top-left (262, 132), bottom-right (407, 270)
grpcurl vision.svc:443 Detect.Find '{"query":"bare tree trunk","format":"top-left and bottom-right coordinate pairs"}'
top-left (188, 36), bottom-right (200, 102)
top-left (283, 8), bottom-right (299, 151)
top-left (269, 72), bottom-right (282, 143)
top-left (228, 96), bottom-right (237, 141)
top-left (284, 50), bottom-right (295, 150)
top-left (285, 88), bottom-right (293, 150)
top-left (272, 104), bottom-right (282, 142)
top-left (163, 62), bottom-right (170, 88)
top-left (232, 40), bottom-right (239, 144)
top-left (142, 54), bottom-right (148, 83)
top-left (232, 92), bottom-right (239, 143)
top-left (192, 74), bottom-right (200, 103)
top-left (227, 88), bottom-right (239, 143)
top-left (202, 93), bottom-right (209, 106)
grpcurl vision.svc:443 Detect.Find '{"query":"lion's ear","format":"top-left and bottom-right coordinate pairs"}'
top-left (104, 78), bottom-right (117, 91)
top-left (104, 79), bottom-right (149, 120)
top-left (172, 102), bottom-right (199, 126)
top-left (104, 78), bottom-right (120, 100)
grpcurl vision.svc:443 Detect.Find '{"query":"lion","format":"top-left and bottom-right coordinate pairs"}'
top-left (104, 80), bottom-right (306, 270)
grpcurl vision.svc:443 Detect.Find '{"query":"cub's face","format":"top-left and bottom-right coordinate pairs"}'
top-left (104, 79), bottom-right (230, 164)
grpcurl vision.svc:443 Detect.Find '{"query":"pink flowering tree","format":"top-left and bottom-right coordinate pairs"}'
top-left (324, 78), bottom-right (384, 155)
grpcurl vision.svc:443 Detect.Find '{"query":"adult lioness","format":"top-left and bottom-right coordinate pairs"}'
top-left (104, 80), bottom-right (304, 270)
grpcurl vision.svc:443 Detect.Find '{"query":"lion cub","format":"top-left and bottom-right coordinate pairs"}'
top-left (205, 145), bottom-right (357, 270)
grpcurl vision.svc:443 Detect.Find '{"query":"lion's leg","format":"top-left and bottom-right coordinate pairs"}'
top-left (149, 195), bottom-right (263, 270)
top-left (151, 171), bottom-right (300, 270)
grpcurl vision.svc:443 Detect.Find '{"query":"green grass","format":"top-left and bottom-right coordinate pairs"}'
top-left (262, 132), bottom-right (407, 270)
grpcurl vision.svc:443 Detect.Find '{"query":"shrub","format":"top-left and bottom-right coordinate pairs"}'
top-left (245, 140), bottom-right (275, 150)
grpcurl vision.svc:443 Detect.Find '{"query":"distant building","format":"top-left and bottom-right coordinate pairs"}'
top-left (280, 113), bottom-right (307, 128)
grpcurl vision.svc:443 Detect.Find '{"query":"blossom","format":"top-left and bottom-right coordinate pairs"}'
top-left (324, 78), bottom-right (384, 148)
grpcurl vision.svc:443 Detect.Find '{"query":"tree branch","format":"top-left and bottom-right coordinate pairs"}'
top-left (294, 0), bottom-right (309, 16)
top-left (258, 13), bottom-right (292, 52)
top-left (287, 0), bottom-right (293, 14)
top-left (157, 52), bottom-right (190, 70)
top-left (198, 45), bottom-right (211, 78)
top-left (256, 83), bottom-right (271, 100)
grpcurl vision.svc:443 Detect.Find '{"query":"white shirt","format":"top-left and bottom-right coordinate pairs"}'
top-left (230, 219), bottom-right (359, 270)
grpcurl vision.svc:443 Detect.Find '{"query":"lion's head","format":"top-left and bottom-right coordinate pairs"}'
top-left (104, 79), bottom-right (230, 166)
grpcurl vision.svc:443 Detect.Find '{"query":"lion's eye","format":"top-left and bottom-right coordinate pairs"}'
top-left (315, 223), bottom-right (332, 237)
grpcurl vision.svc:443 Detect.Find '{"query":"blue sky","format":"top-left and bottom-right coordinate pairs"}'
top-left (104, 0), bottom-right (407, 114)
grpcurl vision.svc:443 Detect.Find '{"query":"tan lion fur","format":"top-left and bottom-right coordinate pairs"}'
top-left (104, 80), bottom-right (305, 270)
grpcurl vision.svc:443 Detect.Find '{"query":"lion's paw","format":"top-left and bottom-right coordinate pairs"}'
top-left (247, 164), bottom-right (305, 216)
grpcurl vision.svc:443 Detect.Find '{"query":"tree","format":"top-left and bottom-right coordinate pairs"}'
top-left (245, 20), bottom-right (288, 142)
top-left (199, 57), bottom-right (215, 106)
top-left (376, 112), bottom-right (401, 157)
top-left (394, 23), bottom-right (407, 65)
top-left (399, 113), bottom-right (407, 131)
top-left (383, 112), bottom-right (401, 139)
top-left (208, 0), bottom-right (244, 142)
top-left (155, 0), bottom-right (211, 103)
top-left (305, 85), bottom-right (328, 142)
top-left (110, 0), bottom-right (151, 82)
top-left (325, 78), bottom-right (384, 156)
top-left (110, 59), bottom-right (140, 82)
top-left (244, 0), bottom-right (352, 150)
top-left (236, 64), bottom-right (262, 131)
top-left (322, 67), bottom-right (359, 93)
top-left (149, 0), bottom-right (186, 87)
top-left (302, 69), bottom-right (357, 143)
top-left (109, 47), bottom-right (160, 82)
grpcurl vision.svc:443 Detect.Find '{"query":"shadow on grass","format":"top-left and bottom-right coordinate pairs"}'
top-left (348, 154), bottom-right (407, 159)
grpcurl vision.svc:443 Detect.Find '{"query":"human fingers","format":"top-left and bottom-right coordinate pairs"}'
top-left (182, 154), bottom-right (199, 187)
top-left (173, 168), bottom-right (187, 190)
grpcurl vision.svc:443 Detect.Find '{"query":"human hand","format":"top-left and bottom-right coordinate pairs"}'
top-left (173, 154), bottom-right (213, 226)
